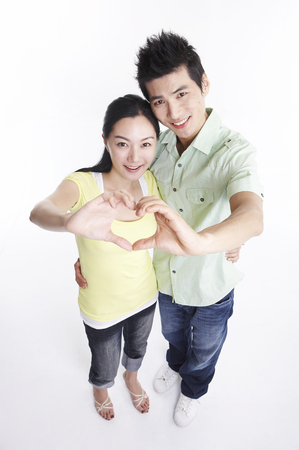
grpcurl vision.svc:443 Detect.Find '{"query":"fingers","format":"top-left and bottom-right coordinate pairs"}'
top-left (108, 233), bottom-right (133, 252)
top-left (135, 197), bottom-right (178, 221)
top-left (135, 196), bottom-right (164, 216)
top-left (225, 245), bottom-right (242, 263)
top-left (133, 236), bottom-right (156, 251)
top-left (74, 258), bottom-right (88, 288)
top-left (225, 254), bottom-right (239, 263)
top-left (102, 190), bottom-right (136, 210)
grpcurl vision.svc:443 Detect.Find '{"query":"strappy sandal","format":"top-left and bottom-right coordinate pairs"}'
top-left (126, 387), bottom-right (148, 410)
top-left (94, 396), bottom-right (114, 417)
top-left (123, 373), bottom-right (149, 412)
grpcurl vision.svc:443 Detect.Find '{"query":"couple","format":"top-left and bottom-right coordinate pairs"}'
top-left (30, 31), bottom-right (264, 427)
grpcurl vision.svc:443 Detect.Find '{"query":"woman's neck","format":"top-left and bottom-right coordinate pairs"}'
top-left (101, 171), bottom-right (144, 221)
top-left (102, 172), bottom-right (141, 197)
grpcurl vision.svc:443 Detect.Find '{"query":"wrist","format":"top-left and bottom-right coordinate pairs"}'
top-left (196, 231), bottom-right (214, 256)
top-left (63, 212), bottom-right (73, 232)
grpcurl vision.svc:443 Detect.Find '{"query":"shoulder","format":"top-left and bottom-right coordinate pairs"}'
top-left (143, 170), bottom-right (159, 196)
top-left (63, 172), bottom-right (99, 210)
top-left (220, 132), bottom-right (258, 168)
top-left (206, 115), bottom-right (257, 168)
top-left (64, 171), bottom-right (94, 184)
top-left (64, 171), bottom-right (99, 192)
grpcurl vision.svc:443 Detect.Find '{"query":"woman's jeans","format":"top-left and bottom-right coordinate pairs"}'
top-left (84, 303), bottom-right (156, 389)
top-left (159, 290), bottom-right (234, 399)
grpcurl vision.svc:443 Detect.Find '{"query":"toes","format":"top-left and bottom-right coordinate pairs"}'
top-left (139, 399), bottom-right (149, 413)
top-left (100, 410), bottom-right (114, 421)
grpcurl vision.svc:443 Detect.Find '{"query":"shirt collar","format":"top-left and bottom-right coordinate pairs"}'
top-left (160, 108), bottom-right (222, 156)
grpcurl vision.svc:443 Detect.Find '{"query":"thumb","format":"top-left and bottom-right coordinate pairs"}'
top-left (108, 232), bottom-right (133, 252)
top-left (133, 236), bottom-right (156, 251)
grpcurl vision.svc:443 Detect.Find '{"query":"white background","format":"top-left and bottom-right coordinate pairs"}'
top-left (1, 1), bottom-right (298, 449)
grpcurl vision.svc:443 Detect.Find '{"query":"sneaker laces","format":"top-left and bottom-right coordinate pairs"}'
top-left (158, 366), bottom-right (178, 387)
top-left (176, 394), bottom-right (200, 417)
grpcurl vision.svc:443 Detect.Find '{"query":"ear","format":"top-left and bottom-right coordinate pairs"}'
top-left (102, 133), bottom-right (109, 151)
top-left (201, 74), bottom-right (210, 96)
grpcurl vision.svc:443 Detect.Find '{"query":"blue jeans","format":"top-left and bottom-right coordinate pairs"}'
top-left (84, 303), bottom-right (156, 388)
top-left (159, 290), bottom-right (234, 399)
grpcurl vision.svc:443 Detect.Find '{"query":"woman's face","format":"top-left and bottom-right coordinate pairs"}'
top-left (104, 115), bottom-right (157, 182)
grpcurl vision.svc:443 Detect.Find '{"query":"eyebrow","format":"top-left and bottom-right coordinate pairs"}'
top-left (149, 85), bottom-right (189, 102)
top-left (114, 135), bottom-right (155, 141)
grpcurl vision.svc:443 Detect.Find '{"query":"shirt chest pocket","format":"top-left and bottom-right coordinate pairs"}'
top-left (186, 188), bottom-right (214, 207)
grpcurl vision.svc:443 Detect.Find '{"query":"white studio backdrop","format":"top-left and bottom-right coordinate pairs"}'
top-left (0, 1), bottom-right (298, 449)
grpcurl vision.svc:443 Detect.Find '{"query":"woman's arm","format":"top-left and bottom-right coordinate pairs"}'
top-left (30, 182), bottom-right (136, 251)
top-left (29, 180), bottom-right (80, 231)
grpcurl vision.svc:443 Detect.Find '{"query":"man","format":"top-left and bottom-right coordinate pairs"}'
top-left (76, 31), bottom-right (264, 427)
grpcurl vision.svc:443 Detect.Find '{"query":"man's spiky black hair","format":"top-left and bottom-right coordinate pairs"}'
top-left (136, 31), bottom-right (205, 100)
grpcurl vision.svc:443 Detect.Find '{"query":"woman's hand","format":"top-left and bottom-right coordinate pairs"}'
top-left (66, 190), bottom-right (136, 251)
top-left (225, 245), bottom-right (243, 263)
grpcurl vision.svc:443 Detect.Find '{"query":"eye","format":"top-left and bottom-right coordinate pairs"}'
top-left (142, 142), bottom-right (151, 147)
top-left (116, 142), bottom-right (128, 147)
top-left (153, 100), bottom-right (164, 107)
top-left (178, 92), bottom-right (187, 98)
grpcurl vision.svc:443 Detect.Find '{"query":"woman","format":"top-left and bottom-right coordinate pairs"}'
top-left (30, 94), bottom-right (160, 421)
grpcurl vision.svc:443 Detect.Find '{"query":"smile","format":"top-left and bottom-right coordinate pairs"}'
top-left (124, 165), bottom-right (142, 171)
top-left (172, 116), bottom-right (191, 127)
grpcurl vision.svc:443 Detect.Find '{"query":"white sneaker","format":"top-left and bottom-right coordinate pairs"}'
top-left (153, 363), bottom-right (180, 394)
top-left (174, 393), bottom-right (200, 427)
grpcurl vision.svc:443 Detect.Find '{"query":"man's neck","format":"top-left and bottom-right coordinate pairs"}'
top-left (176, 138), bottom-right (187, 156)
top-left (175, 110), bottom-right (209, 155)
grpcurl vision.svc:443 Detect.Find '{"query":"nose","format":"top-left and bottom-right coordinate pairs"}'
top-left (167, 100), bottom-right (180, 121)
top-left (128, 145), bottom-right (140, 162)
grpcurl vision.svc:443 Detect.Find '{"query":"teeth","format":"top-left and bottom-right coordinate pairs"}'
top-left (126, 166), bottom-right (140, 170)
top-left (173, 117), bottom-right (189, 126)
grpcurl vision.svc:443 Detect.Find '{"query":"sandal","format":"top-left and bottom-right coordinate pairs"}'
top-left (94, 396), bottom-right (114, 414)
top-left (123, 373), bottom-right (149, 412)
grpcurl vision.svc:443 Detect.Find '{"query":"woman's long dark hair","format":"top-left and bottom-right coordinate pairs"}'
top-left (76, 94), bottom-right (160, 173)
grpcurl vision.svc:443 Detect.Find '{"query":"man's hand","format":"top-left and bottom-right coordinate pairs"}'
top-left (66, 190), bottom-right (136, 251)
top-left (133, 196), bottom-right (203, 256)
top-left (74, 258), bottom-right (87, 289)
top-left (133, 196), bottom-right (245, 259)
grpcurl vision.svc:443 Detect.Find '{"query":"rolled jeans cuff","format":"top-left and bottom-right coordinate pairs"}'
top-left (89, 379), bottom-right (115, 389)
top-left (122, 352), bottom-right (143, 372)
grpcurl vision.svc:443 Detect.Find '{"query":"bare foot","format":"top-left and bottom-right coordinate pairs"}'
top-left (123, 371), bottom-right (149, 414)
top-left (93, 387), bottom-right (114, 420)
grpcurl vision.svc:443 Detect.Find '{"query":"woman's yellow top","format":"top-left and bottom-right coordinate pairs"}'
top-left (64, 170), bottom-right (158, 322)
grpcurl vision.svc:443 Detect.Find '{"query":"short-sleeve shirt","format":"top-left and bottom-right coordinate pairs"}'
top-left (64, 170), bottom-right (158, 321)
top-left (150, 108), bottom-right (264, 306)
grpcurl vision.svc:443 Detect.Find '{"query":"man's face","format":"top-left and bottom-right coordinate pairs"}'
top-left (145, 66), bottom-right (210, 151)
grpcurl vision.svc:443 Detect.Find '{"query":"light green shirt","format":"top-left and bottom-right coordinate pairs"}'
top-left (150, 108), bottom-right (264, 306)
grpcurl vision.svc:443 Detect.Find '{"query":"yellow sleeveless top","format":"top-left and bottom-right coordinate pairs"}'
top-left (64, 170), bottom-right (158, 322)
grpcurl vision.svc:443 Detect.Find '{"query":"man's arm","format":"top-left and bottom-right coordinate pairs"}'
top-left (133, 192), bottom-right (263, 256)
top-left (197, 191), bottom-right (263, 254)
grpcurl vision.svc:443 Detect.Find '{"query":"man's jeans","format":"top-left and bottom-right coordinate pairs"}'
top-left (158, 290), bottom-right (234, 399)
top-left (84, 303), bottom-right (156, 388)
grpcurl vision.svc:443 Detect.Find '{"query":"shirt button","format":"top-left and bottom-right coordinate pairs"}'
top-left (179, 209), bottom-right (183, 212)
top-left (178, 163), bottom-right (182, 167)
top-left (173, 188), bottom-right (177, 192)
top-left (172, 270), bottom-right (176, 274)
top-left (200, 198), bottom-right (204, 202)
